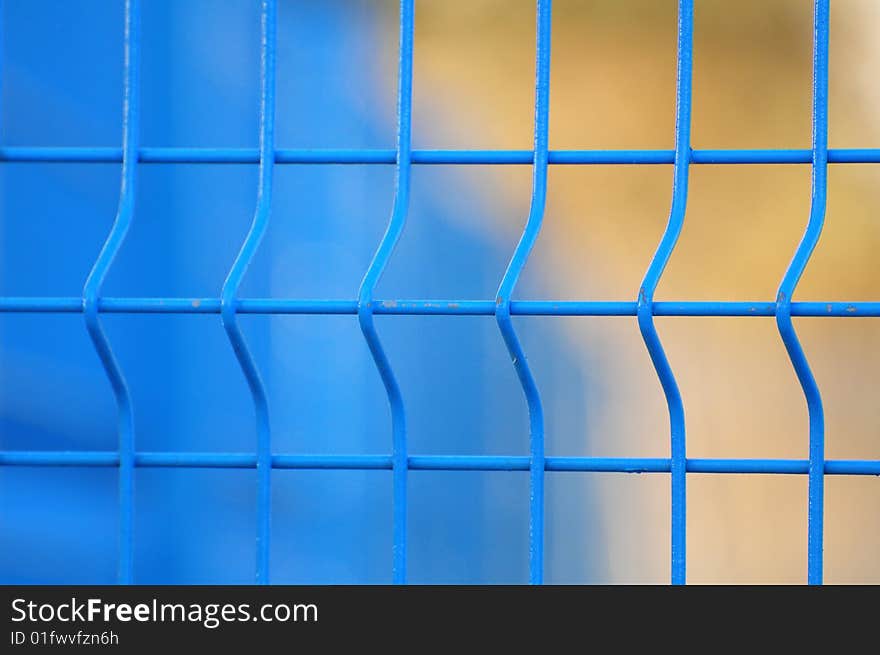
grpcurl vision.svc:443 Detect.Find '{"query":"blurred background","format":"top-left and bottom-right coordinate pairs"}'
top-left (0, 0), bottom-right (878, 583)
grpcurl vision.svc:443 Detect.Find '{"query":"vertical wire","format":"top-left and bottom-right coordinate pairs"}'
top-left (776, 0), bottom-right (829, 586)
top-left (0, 0), bottom-right (3, 131)
top-left (220, 0), bottom-right (277, 584)
top-left (636, 0), bottom-right (693, 585)
top-left (82, 0), bottom-right (141, 585)
top-left (494, 0), bottom-right (552, 585)
top-left (357, 0), bottom-right (414, 585)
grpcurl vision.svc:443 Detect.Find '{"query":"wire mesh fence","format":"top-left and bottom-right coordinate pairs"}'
top-left (1, 0), bottom-right (877, 585)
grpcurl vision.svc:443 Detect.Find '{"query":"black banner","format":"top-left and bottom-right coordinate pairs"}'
top-left (0, 585), bottom-right (875, 649)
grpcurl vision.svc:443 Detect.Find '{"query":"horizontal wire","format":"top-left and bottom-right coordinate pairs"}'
top-left (2, 147), bottom-right (880, 165)
top-left (0, 451), bottom-right (878, 474)
top-left (0, 298), bottom-right (877, 316)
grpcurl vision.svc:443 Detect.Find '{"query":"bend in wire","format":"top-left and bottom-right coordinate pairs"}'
top-left (81, 0), bottom-right (141, 585)
top-left (636, 0), bottom-right (693, 585)
top-left (356, 0), bottom-right (414, 585)
top-left (219, 0), bottom-right (277, 585)
top-left (494, 0), bottom-right (552, 585)
top-left (775, 0), bottom-right (829, 586)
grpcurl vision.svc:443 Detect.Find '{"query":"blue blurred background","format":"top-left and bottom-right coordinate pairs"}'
top-left (0, 0), bottom-right (596, 583)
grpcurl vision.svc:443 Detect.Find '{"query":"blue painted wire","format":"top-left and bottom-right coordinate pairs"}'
top-left (637, 0), bottom-right (693, 585)
top-left (2, 297), bottom-right (880, 317)
top-left (219, 0), bottom-right (277, 585)
top-left (81, 0), bottom-right (141, 585)
top-left (5, 146), bottom-right (880, 165)
top-left (494, 0), bottom-right (552, 585)
top-left (3, 451), bottom-right (879, 477)
top-left (776, 0), bottom-right (829, 586)
top-left (357, 0), bottom-right (414, 585)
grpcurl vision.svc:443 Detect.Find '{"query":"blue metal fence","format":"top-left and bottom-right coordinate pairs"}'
top-left (0, 0), bottom-right (877, 585)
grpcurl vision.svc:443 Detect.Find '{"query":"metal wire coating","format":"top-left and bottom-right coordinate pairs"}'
top-left (3, 147), bottom-right (880, 165)
top-left (2, 451), bottom-right (879, 476)
top-left (776, 0), bottom-right (830, 586)
top-left (493, 0), bottom-right (552, 585)
top-left (220, 0), bottom-right (277, 584)
top-left (636, 0), bottom-right (692, 585)
top-left (356, 0), bottom-right (414, 584)
top-left (0, 298), bottom-right (878, 317)
top-left (81, 0), bottom-right (141, 585)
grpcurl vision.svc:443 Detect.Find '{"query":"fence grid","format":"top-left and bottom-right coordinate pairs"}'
top-left (1, 0), bottom-right (874, 585)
